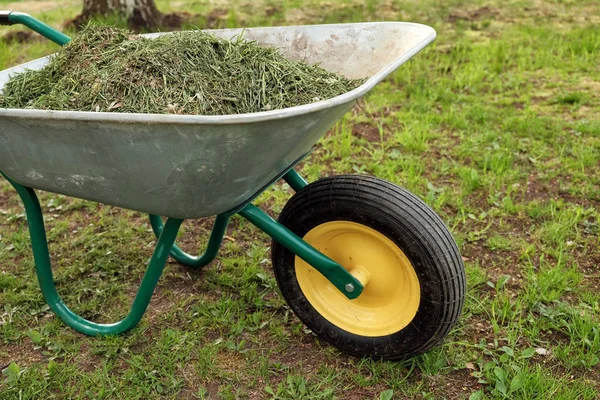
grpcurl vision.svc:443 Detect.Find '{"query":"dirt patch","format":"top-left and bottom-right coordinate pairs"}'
top-left (264, 331), bottom-right (326, 370)
top-left (161, 11), bottom-right (192, 29)
top-left (0, 185), bottom-right (13, 211)
top-left (528, 0), bottom-right (600, 25)
top-left (447, 6), bottom-right (499, 23)
top-left (67, 7), bottom-right (192, 32)
top-left (574, 249), bottom-right (600, 291)
top-left (430, 368), bottom-right (485, 399)
top-left (462, 240), bottom-right (520, 270)
top-left (262, 333), bottom-right (394, 396)
top-left (0, 340), bottom-right (45, 371)
top-left (204, 8), bottom-right (229, 28)
top-left (461, 315), bottom-right (494, 344)
top-left (516, 173), bottom-right (600, 208)
top-left (352, 122), bottom-right (382, 143)
top-left (522, 175), bottom-right (559, 203)
top-left (576, 77), bottom-right (600, 96)
top-left (264, 5), bottom-right (280, 17)
top-left (74, 342), bottom-right (108, 373)
top-left (1, 30), bottom-right (42, 44)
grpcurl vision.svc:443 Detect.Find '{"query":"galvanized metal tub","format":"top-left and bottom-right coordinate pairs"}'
top-left (0, 22), bottom-right (436, 219)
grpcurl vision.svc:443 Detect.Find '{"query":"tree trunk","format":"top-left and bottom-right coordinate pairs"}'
top-left (73, 0), bottom-right (163, 30)
top-left (128, 0), bottom-right (162, 30)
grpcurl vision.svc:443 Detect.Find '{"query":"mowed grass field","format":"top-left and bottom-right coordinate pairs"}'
top-left (0, 0), bottom-right (599, 398)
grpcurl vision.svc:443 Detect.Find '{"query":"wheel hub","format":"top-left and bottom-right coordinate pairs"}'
top-left (295, 221), bottom-right (421, 337)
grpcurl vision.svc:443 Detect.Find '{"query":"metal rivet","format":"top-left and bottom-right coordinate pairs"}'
top-left (345, 283), bottom-right (355, 293)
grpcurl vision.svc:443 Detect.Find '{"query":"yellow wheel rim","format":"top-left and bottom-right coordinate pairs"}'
top-left (295, 221), bottom-right (420, 337)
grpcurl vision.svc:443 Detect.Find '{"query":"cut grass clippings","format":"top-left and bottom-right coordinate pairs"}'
top-left (0, 23), bottom-right (364, 115)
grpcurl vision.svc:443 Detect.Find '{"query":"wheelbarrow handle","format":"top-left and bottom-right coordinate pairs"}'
top-left (0, 11), bottom-right (70, 46)
top-left (0, 10), bottom-right (13, 25)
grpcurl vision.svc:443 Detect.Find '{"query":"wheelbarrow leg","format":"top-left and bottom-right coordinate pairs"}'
top-left (147, 169), bottom-right (305, 267)
top-left (148, 214), bottom-right (229, 268)
top-left (282, 169), bottom-right (308, 192)
top-left (2, 173), bottom-right (182, 336)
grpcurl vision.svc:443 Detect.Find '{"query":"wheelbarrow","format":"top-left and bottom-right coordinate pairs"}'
top-left (0, 11), bottom-right (465, 360)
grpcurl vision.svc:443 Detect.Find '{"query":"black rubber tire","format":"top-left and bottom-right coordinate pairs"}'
top-left (271, 175), bottom-right (465, 360)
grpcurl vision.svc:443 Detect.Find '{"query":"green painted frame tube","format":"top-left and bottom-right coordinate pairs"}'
top-left (149, 214), bottom-right (229, 268)
top-left (148, 169), bottom-right (304, 267)
top-left (5, 12), bottom-right (71, 46)
top-left (2, 173), bottom-right (182, 336)
top-left (238, 204), bottom-right (363, 299)
top-left (282, 169), bottom-right (308, 192)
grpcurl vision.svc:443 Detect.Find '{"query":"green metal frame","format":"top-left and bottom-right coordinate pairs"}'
top-left (282, 169), bottom-right (308, 192)
top-left (149, 214), bottom-right (229, 268)
top-left (0, 13), bottom-right (364, 336)
top-left (238, 203), bottom-right (362, 299)
top-left (147, 167), bottom-right (308, 267)
top-left (0, 11), bottom-right (70, 45)
top-left (148, 169), bottom-right (361, 299)
top-left (2, 173), bottom-right (182, 336)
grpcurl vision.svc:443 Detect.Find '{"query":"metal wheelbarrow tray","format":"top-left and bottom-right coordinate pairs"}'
top-left (0, 12), bottom-right (466, 361)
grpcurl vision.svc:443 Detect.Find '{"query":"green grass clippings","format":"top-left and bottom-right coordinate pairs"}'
top-left (0, 24), bottom-right (363, 115)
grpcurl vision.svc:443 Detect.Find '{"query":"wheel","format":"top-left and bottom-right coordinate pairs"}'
top-left (271, 175), bottom-right (465, 360)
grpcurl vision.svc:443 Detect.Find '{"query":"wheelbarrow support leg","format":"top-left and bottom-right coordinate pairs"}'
top-left (238, 204), bottom-right (363, 299)
top-left (147, 168), bottom-right (305, 267)
top-left (282, 169), bottom-right (308, 192)
top-left (3, 174), bottom-right (182, 336)
top-left (148, 214), bottom-right (229, 268)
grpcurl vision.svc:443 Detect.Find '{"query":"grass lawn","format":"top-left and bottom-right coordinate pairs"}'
top-left (0, 0), bottom-right (599, 398)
